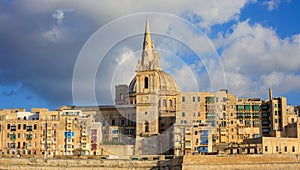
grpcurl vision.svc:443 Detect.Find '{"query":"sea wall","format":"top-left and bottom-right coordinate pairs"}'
top-left (182, 154), bottom-right (300, 170)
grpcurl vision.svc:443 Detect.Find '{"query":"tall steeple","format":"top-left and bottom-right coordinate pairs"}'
top-left (143, 17), bottom-right (152, 51)
top-left (137, 17), bottom-right (161, 71)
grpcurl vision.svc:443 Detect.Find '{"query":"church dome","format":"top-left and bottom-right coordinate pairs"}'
top-left (129, 70), bottom-right (180, 94)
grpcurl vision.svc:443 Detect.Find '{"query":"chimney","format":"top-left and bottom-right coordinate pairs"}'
top-left (269, 88), bottom-right (273, 100)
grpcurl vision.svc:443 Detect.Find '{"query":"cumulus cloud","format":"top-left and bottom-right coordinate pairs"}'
top-left (0, 0), bottom-right (298, 108)
top-left (216, 20), bottom-right (300, 98)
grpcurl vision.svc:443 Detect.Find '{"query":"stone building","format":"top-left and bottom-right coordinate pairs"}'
top-left (1, 18), bottom-right (300, 158)
top-left (0, 108), bottom-right (102, 158)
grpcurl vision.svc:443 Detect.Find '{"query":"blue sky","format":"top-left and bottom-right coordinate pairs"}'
top-left (0, 0), bottom-right (300, 110)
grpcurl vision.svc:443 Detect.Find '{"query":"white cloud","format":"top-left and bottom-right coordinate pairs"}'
top-left (18, 0), bottom-right (254, 30)
top-left (52, 9), bottom-right (73, 24)
top-left (262, 0), bottom-right (290, 11)
top-left (113, 47), bottom-right (138, 85)
top-left (42, 26), bottom-right (64, 42)
top-left (216, 20), bottom-right (300, 98)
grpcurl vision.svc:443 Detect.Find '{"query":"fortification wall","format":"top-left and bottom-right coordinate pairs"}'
top-left (182, 154), bottom-right (300, 170)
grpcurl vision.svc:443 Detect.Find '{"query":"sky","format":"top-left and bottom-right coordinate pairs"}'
top-left (0, 0), bottom-right (300, 110)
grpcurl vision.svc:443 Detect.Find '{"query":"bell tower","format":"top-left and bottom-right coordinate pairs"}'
top-left (134, 18), bottom-right (179, 155)
top-left (135, 18), bottom-right (162, 155)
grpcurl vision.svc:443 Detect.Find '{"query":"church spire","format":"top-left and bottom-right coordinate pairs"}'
top-left (138, 17), bottom-right (161, 71)
top-left (143, 17), bottom-right (152, 51)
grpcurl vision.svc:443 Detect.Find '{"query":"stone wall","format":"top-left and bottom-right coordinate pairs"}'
top-left (101, 145), bottom-right (134, 158)
top-left (1, 154), bottom-right (300, 169)
top-left (182, 154), bottom-right (300, 170)
top-left (0, 158), bottom-right (160, 170)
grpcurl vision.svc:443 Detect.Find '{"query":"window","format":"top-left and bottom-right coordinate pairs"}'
top-left (265, 146), bottom-right (268, 152)
top-left (112, 129), bottom-right (119, 134)
top-left (253, 105), bottom-right (260, 111)
top-left (216, 97), bottom-right (218, 102)
top-left (245, 105), bottom-right (251, 110)
top-left (182, 112), bottom-right (186, 117)
top-left (163, 99), bottom-right (166, 107)
top-left (18, 133), bottom-right (20, 138)
top-left (274, 104), bottom-right (277, 108)
top-left (284, 146), bottom-right (287, 152)
top-left (120, 93), bottom-right (123, 100)
top-left (11, 125), bottom-right (17, 132)
top-left (192, 96), bottom-right (195, 102)
top-left (144, 77), bottom-right (149, 89)
top-left (245, 120), bottom-right (251, 127)
top-left (121, 120), bottom-right (125, 126)
top-left (198, 112), bottom-right (200, 117)
top-left (194, 131), bottom-right (198, 135)
top-left (182, 96), bottom-right (185, 102)
top-left (237, 105), bottom-right (244, 111)
top-left (198, 96), bottom-right (200, 102)
top-left (292, 146), bottom-right (295, 152)
top-left (124, 129), bottom-right (129, 135)
top-left (23, 124), bottom-right (26, 130)
top-left (223, 97), bottom-right (226, 102)
top-left (7, 124), bottom-right (10, 129)
top-left (169, 100), bottom-right (172, 107)
top-left (18, 124), bottom-right (21, 130)
top-left (276, 146), bottom-right (279, 152)
top-left (112, 119), bottom-right (116, 126)
top-left (292, 118), bottom-right (295, 123)
top-left (275, 111), bottom-right (278, 115)
top-left (275, 119), bottom-right (278, 123)
top-left (34, 124), bottom-right (37, 130)
top-left (222, 105), bottom-right (226, 111)
top-left (145, 121), bottom-right (149, 132)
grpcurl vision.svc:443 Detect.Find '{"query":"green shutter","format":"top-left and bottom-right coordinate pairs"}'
top-left (237, 105), bottom-right (244, 111)
top-left (245, 105), bottom-right (251, 110)
top-left (253, 105), bottom-right (260, 111)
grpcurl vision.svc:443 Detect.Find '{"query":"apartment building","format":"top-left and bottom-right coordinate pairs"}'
top-left (0, 108), bottom-right (103, 158)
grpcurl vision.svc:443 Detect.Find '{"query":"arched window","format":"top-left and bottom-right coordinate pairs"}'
top-left (145, 121), bottom-right (149, 132)
top-left (163, 99), bottom-right (166, 107)
top-left (169, 100), bottom-right (172, 107)
top-left (144, 77), bottom-right (149, 89)
top-left (120, 93), bottom-right (124, 100)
